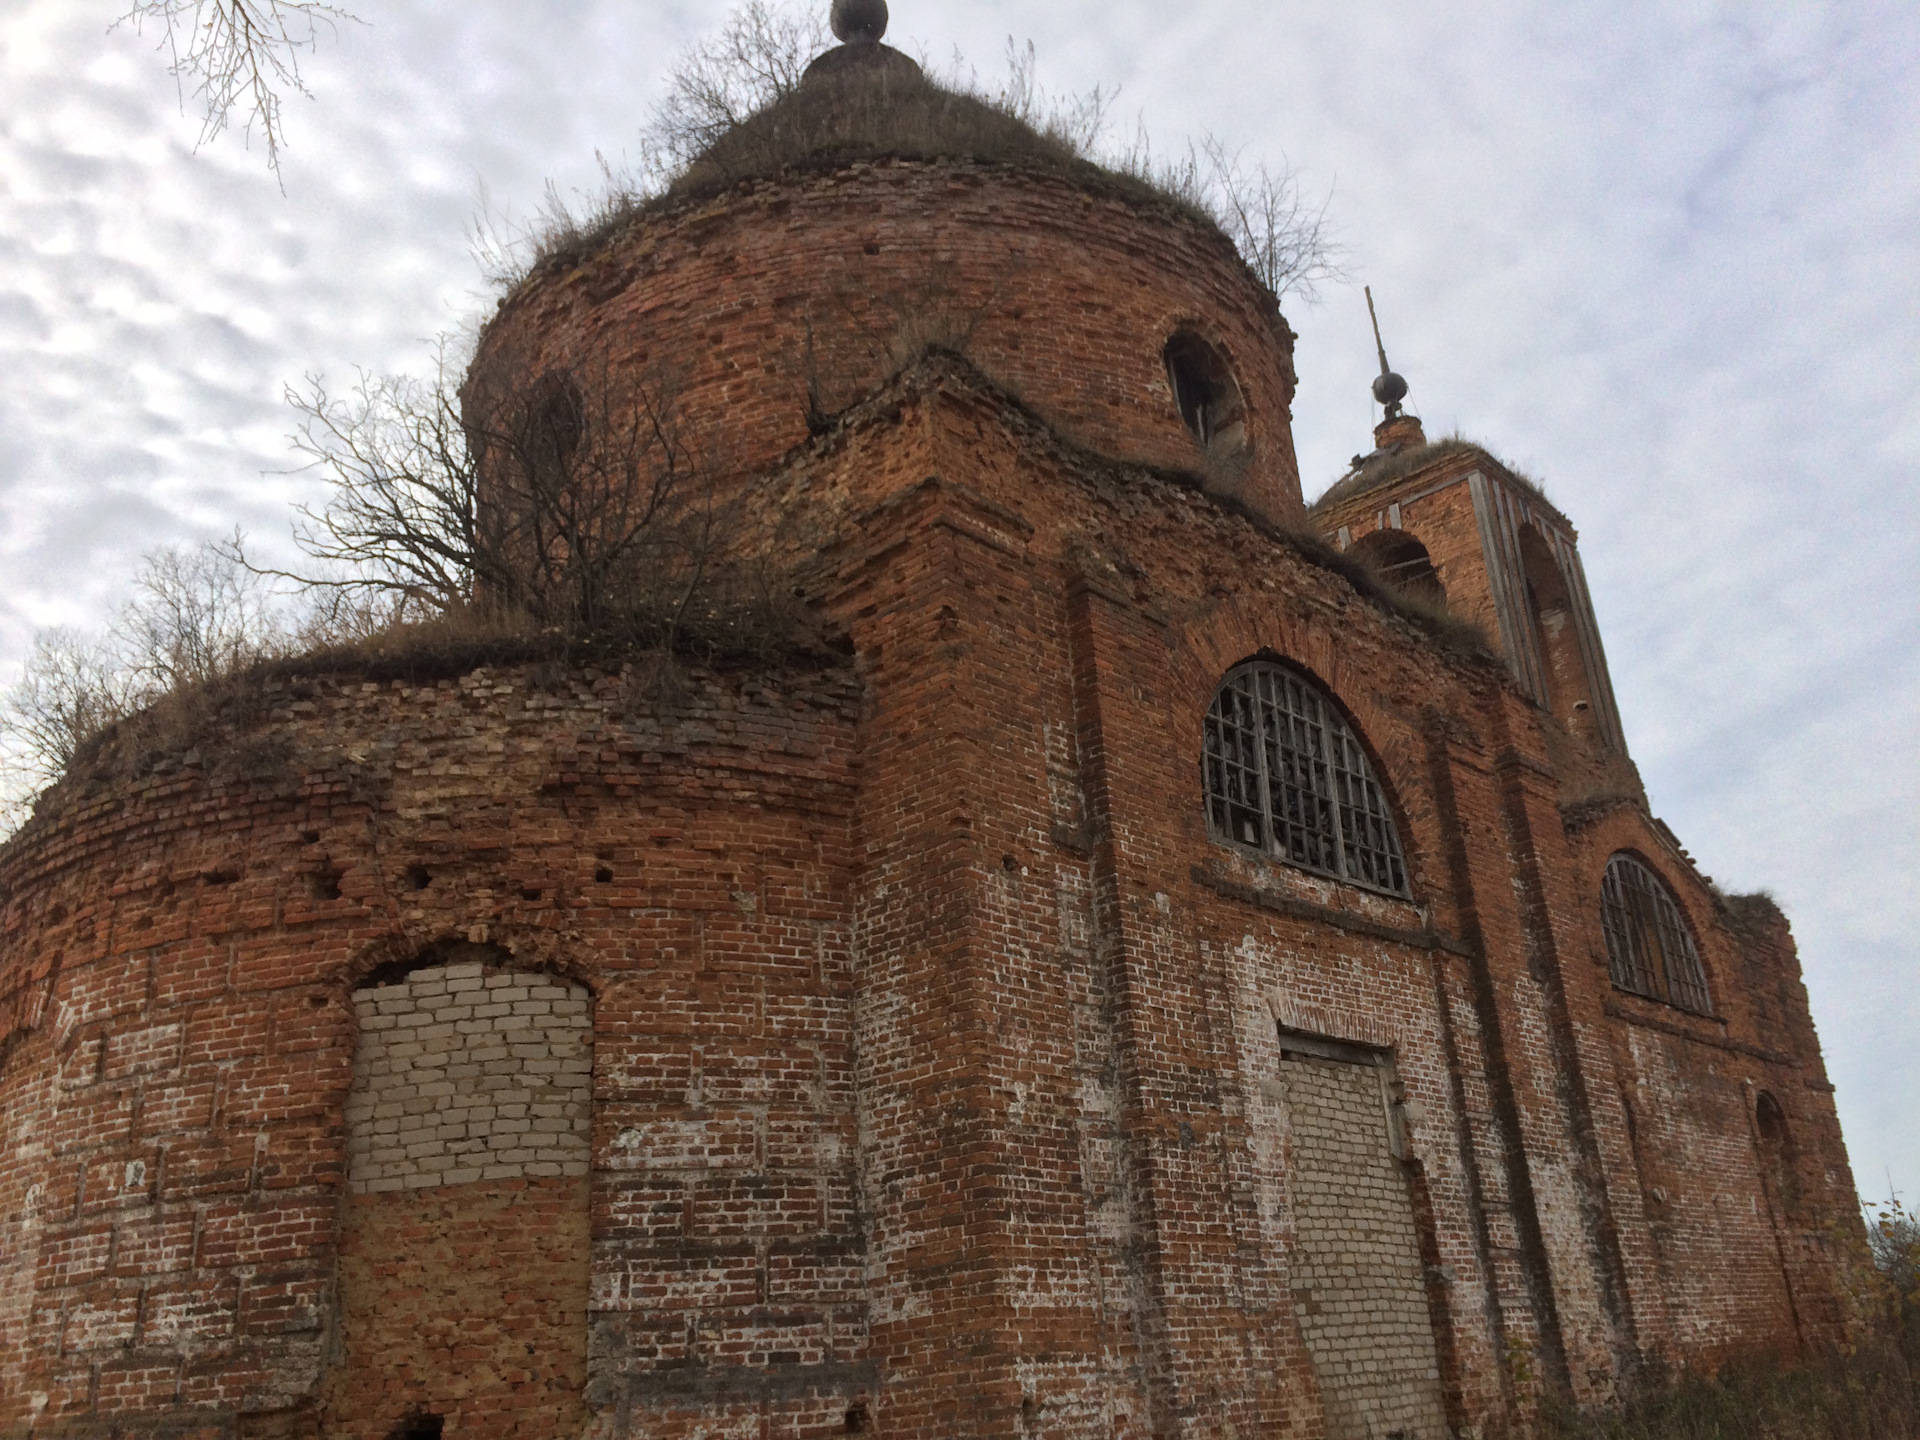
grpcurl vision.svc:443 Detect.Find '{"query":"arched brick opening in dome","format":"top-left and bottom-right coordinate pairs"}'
top-left (1163, 328), bottom-right (1249, 461)
top-left (323, 945), bottom-right (593, 1437)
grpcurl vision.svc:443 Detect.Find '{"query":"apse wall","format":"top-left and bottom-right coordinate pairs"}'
top-left (0, 658), bottom-right (869, 1438)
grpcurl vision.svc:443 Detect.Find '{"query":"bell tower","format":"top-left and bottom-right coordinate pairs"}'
top-left (1309, 302), bottom-right (1629, 756)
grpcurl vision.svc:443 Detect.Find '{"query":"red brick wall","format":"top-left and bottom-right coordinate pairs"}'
top-left (323, 1178), bottom-right (592, 1438)
top-left (0, 295), bottom-right (1860, 1440)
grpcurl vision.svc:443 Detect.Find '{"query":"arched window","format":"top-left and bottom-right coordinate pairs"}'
top-left (1600, 853), bottom-right (1711, 1013)
top-left (1203, 661), bottom-right (1409, 896)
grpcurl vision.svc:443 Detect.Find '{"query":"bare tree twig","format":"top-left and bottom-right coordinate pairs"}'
top-left (117, 0), bottom-right (356, 178)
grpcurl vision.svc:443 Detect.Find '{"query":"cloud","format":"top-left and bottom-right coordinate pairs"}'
top-left (0, 0), bottom-right (1915, 1206)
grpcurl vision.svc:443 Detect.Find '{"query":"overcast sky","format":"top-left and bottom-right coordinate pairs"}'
top-left (2, 1), bottom-right (1915, 1206)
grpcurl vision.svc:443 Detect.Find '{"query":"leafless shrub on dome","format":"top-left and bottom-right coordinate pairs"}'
top-left (1132, 134), bottom-right (1345, 304)
top-left (487, 1), bottom-right (1341, 304)
top-left (651, 0), bottom-right (832, 175)
top-left (0, 631), bottom-right (137, 797)
top-left (117, 0), bottom-right (357, 179)
top-left (1869, 1195), bottom-right (1920, 1366)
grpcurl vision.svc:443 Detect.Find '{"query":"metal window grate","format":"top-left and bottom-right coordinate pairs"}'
top-left (1203, 663), bottom-right (1409, 897)
top-left (1600, 853), bottom-right (1711, 1014)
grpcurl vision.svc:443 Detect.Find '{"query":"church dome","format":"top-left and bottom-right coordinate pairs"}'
top-left (466, 28), bottom-right (1307, 523)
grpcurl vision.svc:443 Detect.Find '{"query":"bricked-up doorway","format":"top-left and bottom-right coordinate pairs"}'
top-left (1276, 1040), bottom-right (1450, 1440)
top-left (323, 948), bottom-right (593, 1438)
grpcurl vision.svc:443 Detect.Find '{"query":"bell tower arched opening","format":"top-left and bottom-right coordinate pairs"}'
top-left (1350, 527), bottom-right (1446, 607)
top-left (1518, 521), bottom-right (1596, 725)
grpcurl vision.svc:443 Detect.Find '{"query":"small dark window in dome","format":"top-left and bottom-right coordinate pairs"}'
top-left (388, 1415), bottom-right (444, 1440)
top-left (1202, 661), bottom-right (1409, 896)
top-left (1350, 528), bottom-right (1445, 606)
top-left (1600, 852), bottom-right (1711, 1014)
top-left (1164, 331), bottom-right (1248, 456)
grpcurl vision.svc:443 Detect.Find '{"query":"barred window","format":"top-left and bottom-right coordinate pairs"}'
top-left (1202, 662), bottom-right (1409, 896)
top-left (1600, 853), bottom-right (1712, 1014)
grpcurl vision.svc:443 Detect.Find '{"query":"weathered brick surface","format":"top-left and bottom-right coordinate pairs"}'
top-left (0, 153), bottom-right (1862, 1440)
top-left (323, 1177), bottom-right (592, 1438)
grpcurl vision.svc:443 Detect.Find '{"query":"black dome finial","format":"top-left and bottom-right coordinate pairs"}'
top-left (831, 0), bottom-right (888, 44)
top-left (1365, 285), bottom-right (1409, 419)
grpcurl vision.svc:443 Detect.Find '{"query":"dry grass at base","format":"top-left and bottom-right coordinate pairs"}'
top-left (1539, 1343), bottom-right (1919, 1440)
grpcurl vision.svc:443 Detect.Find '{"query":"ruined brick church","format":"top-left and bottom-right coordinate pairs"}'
top-left (0, 5), bottom-right (1865, 1437)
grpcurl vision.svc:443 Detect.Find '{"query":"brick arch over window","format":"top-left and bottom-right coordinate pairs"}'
top-left (1202, 659), bottom-right (1410, 896)
top-left (1600, 852), bottom-right (1712, 1014)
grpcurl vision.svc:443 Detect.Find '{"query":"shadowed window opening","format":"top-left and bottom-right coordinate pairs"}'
top-left (387, 1415), bottom-right (443, 1440)
top-left (1756, 1091), bottom-right (1787, 1144)
top-left (1755, 1090), bottom-right (1804, 1219)
top-left (1164, 330), bottom-right (1247, 455)
top-left (1517, 521), bottom-right (1598, 726)
top-left (1600, 852), bottom-right (1711, 1014)
top-left (845, 1402), bottom-right (871, 1432)
top-left (1203, 661), bottom-right (1409, 897)
top-left (520, 369), bottom-right (586, 475)
top-left (1349, 528), bottom-right (1445, 606)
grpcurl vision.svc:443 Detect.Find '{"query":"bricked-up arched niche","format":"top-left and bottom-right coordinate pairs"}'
top-left (1600, 853), bottom-right (1712, 1014)
top-left (1163, 329), bottom-right (1249, 459)
top-left (324, 943), bottom-right (593, 1437)
top-left (1349, 527), bottom-right (1445, 606)
top-left (1202, 660), bottom-right (1410, 896)
top-left (1517, 521), bottom-right (1597, 725)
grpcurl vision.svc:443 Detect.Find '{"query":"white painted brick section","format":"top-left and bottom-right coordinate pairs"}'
top-left (346, 962), bottom-right (592, 1193)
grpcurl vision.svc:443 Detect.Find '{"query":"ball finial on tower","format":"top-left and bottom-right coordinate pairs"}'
top-left (1364, 285), bottom-right (1409, 420)
top-left (831, 0), bottom-right (888, 44)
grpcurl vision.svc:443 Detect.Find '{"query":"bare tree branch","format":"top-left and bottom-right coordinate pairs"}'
top-left (115, 534), bottom-right (286, 690)
top-left (0, 629), bottom-right (137, 791)
top-left (649, 0), bottom-right (828, 174)
top-left (118, 0), bottom-right (355, 178)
